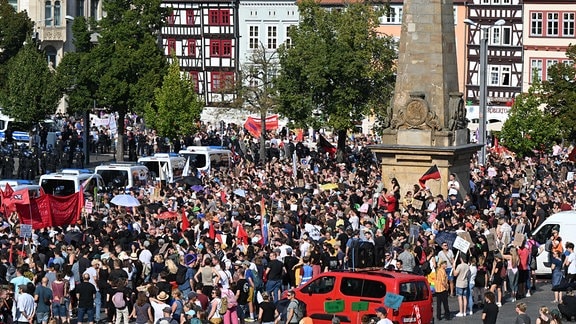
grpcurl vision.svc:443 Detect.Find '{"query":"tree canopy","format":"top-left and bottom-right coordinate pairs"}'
top-left (3, 40), bottom-right (60, 128)
top-left (500, 83), bottom-right (561, 157)
top-left (0, 0), bottom-right (33, 104)
top-left (91, 0), bottom-right (167, 160)
top-left (540, 44), bottom-right (576, 140)
top-left (145, 57), bottom-right (204, 140)
top-left (276, 0), bottom-right (396, 150)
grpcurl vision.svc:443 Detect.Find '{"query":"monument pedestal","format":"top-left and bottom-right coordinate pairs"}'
top-left (369, 143), bottom-right (480, 196)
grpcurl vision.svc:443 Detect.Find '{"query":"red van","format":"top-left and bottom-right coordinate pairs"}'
top-left (291, 269), bottom-right (433, 324)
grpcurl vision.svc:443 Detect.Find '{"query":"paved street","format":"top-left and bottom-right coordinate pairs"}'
top-left (436, 279), bottom-right (559, 323)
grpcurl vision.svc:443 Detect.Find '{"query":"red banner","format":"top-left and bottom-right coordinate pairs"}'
top-left (16, 191), bottom-right (83, 229)
top-left (243, 115), bottom-right (279, 138)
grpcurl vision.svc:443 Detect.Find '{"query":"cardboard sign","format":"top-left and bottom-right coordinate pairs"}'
top-left (412, 199), bottom-right (424, 210)
top-left (486, 233), bottom-right (498, 251)
top-left (19, 224), bottom-right (32, 238)
top-left (435, 231), bottom-right (457, 249)
top-left (458, 232), bottom-right (474, 246)
top-left (453, 236), bottom-right (470, 253)
top-left (85, 201), bottom-right (93, 214)
top-left (384, 293), bottom-right (404, 310)
top-left (513, 233), bottom-right (525, 247)
top-left (324, 300), bottom-right (345, 313)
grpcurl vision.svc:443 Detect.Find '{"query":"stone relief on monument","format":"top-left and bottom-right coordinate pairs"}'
top-left (389, 92), bottom-right (441, 131)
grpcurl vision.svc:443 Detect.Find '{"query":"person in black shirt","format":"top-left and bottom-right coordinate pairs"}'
top-left (77, 273), bottom-right (97, 324)
top-left (258, 292), bottom-right (278, 324)
top-left (559, 288), bottom-right (576, 320)
top-left (482, 291), bottom-right (498, 324)
top-left (264, 252), bottom-right (284, 303)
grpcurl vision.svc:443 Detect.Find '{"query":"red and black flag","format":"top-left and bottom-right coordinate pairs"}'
top-left (319, 134), bottom-right (336, 157)
top-left (419, 165), bottom-right (441, 188)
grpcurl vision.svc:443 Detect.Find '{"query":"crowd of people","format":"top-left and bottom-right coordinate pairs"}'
top-left (0, 122), bottom-right (574, 324)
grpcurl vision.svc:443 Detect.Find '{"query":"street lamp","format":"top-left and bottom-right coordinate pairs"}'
top-left (464, 18), bottom-right (505, 166)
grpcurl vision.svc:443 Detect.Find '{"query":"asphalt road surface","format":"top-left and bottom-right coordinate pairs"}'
top-left (435, 279), bottom-right (562, 323)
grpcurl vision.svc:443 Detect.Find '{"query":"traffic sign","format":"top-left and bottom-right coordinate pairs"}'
top-left (324, 300), bottom-right (345, 313)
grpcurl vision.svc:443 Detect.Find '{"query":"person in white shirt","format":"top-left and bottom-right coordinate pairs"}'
top-left (375, 307), bottom-right (393, 324)
top-left (565, 242), bottom-right (576, 281)
top-left (447, 173), bottom-right (460, 197)
top-left (16, 284), bottom-right (35, 324)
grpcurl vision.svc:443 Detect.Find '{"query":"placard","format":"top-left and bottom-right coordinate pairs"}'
top-left (458, 232), bottom-right (474, 246)
top-left (486, 233), bottom-right (498, 251)
top-left (435, 232), bottom-right (457, 249)
top-left (85, 201), bottom-right (93, 214)
top-left (351, 301), bottom-right (369, 312)
top-left (513, 233), bottom-right (525, 247)
top-left (19, 224), bottom-right (32, 239)
top-left (384, 293), bottom-right (404, 310)
top-left (453, 236), bottom-right (470, 253)
top-left (324, 300), bottom-right (345, 313)
top-left (412, 199), bottom-right (424, 210)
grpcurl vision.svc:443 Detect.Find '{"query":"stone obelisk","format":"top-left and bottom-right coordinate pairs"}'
top-left (370, 0), bottom-right (479, 195)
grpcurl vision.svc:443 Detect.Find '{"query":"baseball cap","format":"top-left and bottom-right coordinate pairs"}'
top-left (375, 307), bottom-right (387, 314)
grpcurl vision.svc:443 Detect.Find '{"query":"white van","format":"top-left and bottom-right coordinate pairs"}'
top-left (178, 146), bottom-right (231, 176)
top-left (532, 211), bottom-right (576, 275)
top-left (39, 169), bottom-right (104, 196)
top-left (95, 163), bottom-right (149, 191)
top-left (0, 179), bottom-right (36, 188)
top-left (138, 153), bottom-right (186, 183)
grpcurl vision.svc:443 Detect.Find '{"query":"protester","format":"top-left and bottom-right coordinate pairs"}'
top-left (482, 291), bottom-right (499, 324)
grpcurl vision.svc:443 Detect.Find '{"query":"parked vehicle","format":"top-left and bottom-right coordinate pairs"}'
top-left (95, 163), bottom-right (149, 191)
top-left (137, 153), bottom-right (186, 184)
top-left (289, 269), bottom-right (433, 324)
top-left (532, 211), bottom-right (576, 275)
top-left (39, 169), bottom-right (103, 196)
top-left (178, 146), bottom-right (231, 176)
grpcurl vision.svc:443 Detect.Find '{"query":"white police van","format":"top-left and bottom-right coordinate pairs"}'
top-left (95, 163), bottom-right (149, 191)
top-left (178, 146), bottom-right (231, 176)
top-left (39, 169), bottom-right (104, 196)
top-left (0, 180), bottom-right (42, 198)
top-left (137, 153), bottom-right (186, 183)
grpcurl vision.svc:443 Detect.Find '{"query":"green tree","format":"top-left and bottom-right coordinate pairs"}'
top-left (276, 0), bottom-right (396, 158)
top-left (500, 84), bottom-right (561, 157)
top-left (56, 16), bottom-right (99, 115)
top-left (145, 57), bottom-right (204, 140)
top-left (541, 44), bottom-right (576, 140)
top-left (92, 0), bottom-right (167, 161)
top-left (0, 0), bottom-right (33, 103)
top-left (3, 40), bottom-right (60, 143)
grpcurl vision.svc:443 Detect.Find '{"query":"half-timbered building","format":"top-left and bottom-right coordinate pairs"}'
top-left (160, 0), bottom-right (239, 106)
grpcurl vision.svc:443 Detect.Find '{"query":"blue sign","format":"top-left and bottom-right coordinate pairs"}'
top-left (384, 293), bottom-right (404, 310)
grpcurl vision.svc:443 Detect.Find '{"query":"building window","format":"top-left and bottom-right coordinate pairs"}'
top-left (187, 39), bottom-right (195, 57)
top-left (76, 0), bottom-right (84, 17)
top-left (210, 40), bottom-right (232, 57)
top-left (45, 46), bottom-right (57, 68)
top-left (8, 0), bottom-right (17, 10)
top-left (167, 10), bottom-right (176, 25)
top-left (531, 12), bottom-right (543, 36)
top-left (531, 59), bottom-right (543, 82)
top-left (489, 26), bottom-right (511, 46)
top-left (167, 38), bottom-right (176, 55)
top-left (546, 59), bottom-right (559, 80)
top-left (190, 71), bottom-right (199, 92)
top-left (383, 6), bottom-right (402, 24)
top-left (547, 12), bottom-right (559, 36)
top-left (564, 12), bottom-right (575, 37)
top-left (208, 9), bottom-right (230, 26)
top-left (285, 25), bottom-right (293, 48)
top-left (54, 1), bottom-right (61, 25)
top-left (90, 0), bottom-right (98, 19)
top-left (186, 10), bottom-right (194, 25)
top-left (488, 65), bottom-right (510, 86)
top-left (249, 26), bottom-right (259, 49)
top-left (267, 26), bottom-right (277, 49)
top-left (45, 1), bottom-right (53, 26)
top-left (211, 72), bottom-right (234, 92)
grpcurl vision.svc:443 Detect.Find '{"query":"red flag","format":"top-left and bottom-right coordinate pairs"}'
top-left (17, 191), bottom-right (83, 229)
top-left (209, 222), bottom-right (215, 239)
top-left (2, 184), bottom-right (13, 199)
top-left (419, 165), bottom-right (441, 188)
top-left (244, 115), bottom-right (279, 139)
top-left (295, 129), bottom-right (304, 142)
top-left (220, 190), bottom-right (227, 204)
top-left (236, 223), bottom-right (248, 245)
top-left (181, 208), bottom-right (190, 231)
top-left (3, 188), bottom-right (29, 215)
top-left (319, 134), bottom-right (336, 157)
top-left (569, 146), bottom-right (576, 162)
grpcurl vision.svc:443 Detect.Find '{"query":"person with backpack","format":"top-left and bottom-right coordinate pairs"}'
top-left (285, 290), bottom-right (302, 324)
top-left (171, 289), bottom-right (185, 324)
top-left (220, 284), bottom-right (238, 324)
top-left (110, 279), bottom-right (130, 324)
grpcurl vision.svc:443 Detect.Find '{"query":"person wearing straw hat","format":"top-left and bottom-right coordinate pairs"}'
top-left (149, 291), bottom-right (171, 324)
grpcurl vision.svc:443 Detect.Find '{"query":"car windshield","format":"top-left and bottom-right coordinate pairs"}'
top-left (184, 153), bottom-right (207, 168)
top-left (40, 179), bottom-right (75, 196)
top-left (97, 170), bottom-right (129, 188)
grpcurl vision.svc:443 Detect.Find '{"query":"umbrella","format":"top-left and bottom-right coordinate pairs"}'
top-left (181, 176), bottom-right (202, 186)
top-left (157, 211), bottom-right (179, 219)
top-left (233, 189), bottom-right (246, 197)
top-left (191, 185), bottom-right (204, 192)
top-left (320, 183), bottom-right (339, 190)
top-left (111, 194), bottom-right (141, 207)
